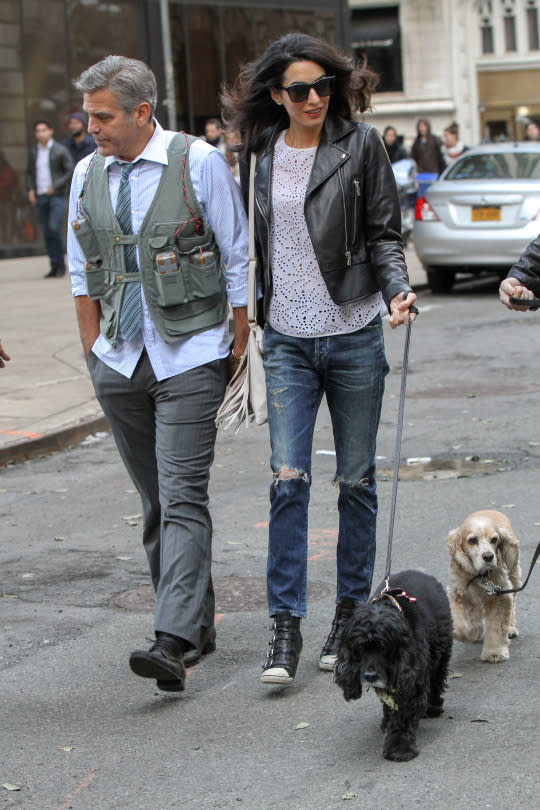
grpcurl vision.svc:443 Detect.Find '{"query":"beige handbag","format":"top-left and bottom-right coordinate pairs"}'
top-left (216, 154), bottom-right (267, 431)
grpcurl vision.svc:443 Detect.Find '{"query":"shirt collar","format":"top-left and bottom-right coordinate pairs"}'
top-left (103, 119), bottom-right (168, 171)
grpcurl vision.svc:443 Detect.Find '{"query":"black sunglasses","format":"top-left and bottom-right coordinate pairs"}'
top-left (279, 75), bottom-right (335, 103)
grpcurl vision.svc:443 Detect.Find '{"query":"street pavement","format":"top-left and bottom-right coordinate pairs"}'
top-left (2, 253), bottom-right (539, 809)
top-left (0, 251), bottom-right (426, 466)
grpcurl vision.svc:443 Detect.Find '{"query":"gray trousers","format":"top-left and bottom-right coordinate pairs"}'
top-left (89, 350), bottom-right (227, 647)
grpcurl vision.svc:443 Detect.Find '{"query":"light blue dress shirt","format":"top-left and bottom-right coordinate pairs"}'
top-left (68, 121), bottom-right (249, 381)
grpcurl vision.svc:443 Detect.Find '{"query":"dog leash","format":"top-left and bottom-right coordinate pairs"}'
top-left (468, 540), bottom-right (540, 596)
top-left (383, 298), bottom-right (418, 593)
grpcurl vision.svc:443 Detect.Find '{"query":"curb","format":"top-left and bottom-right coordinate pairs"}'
top-left (0, 415), bottom-right (109, 467)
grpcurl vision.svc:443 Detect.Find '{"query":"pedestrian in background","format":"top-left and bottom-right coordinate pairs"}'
top-left (27, 119), bottom-right (73, 277)
top-left (0, 150), bottom-right (18, 243)
top-left (411, 118), bottom-right (446, 175)
top-left (222, 33), bottom-right (416, 686)
top-left (203, 117), bottom-right (227, 157)
top-left (382, 125), bottom-right (408, 164)
top-left (0, 338), bottom-right (10, 368)
top-left (204, 117), bottom-right (240, 181)
top-left (68, 55), bottom-right (249, 693)
top-left (442, 121), bottom-right (468, 164)
top-left (523, 121), bottom-right (540, 142)
top-left (63, 112), bottom-right (95, 166)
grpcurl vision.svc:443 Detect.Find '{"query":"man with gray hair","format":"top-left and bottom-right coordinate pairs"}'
top-left (68, 55), bottom-right (249, 692)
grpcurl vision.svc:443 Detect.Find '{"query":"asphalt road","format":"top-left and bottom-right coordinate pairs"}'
top-left (1, 277), bottom-right (539, 809)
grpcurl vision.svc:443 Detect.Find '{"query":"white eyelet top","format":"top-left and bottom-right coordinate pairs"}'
top-left (267, 131), bottom-right (382, 337)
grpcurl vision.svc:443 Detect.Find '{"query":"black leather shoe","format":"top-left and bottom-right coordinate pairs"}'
top-left (44, 269), bottom-right (57, 278)
top-left (319, 598), bottom-right (356, 671)
top-left (183, 625), bottom-right (217, 668)
top-left (129, 633), bottom-right (185, 689)
top-left (260, 612), bottom-right (302, 685)
top-left (54, 265), bottom-right (66, 277)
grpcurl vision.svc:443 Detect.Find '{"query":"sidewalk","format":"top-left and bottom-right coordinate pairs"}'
top-left (0, 251), bottom-right (427, 466)
top-left (0, 256), bottom-right (106, 466)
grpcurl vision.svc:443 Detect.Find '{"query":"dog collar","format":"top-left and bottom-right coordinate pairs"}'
top-left (467, 573), bottom-right (500, 595)
top-left (372, 588), bottom-right (417, 613)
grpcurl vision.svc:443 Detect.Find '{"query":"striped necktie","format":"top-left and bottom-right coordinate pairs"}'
top-left (115, 161), bottom-right (141, 340)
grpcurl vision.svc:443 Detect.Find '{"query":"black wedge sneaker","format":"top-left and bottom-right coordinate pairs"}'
top-left (260, 612), bottom-right (303, 685)
top-left (319, 598), bottom-right (356, 671)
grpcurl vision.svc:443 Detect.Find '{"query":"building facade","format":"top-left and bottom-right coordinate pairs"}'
top-left (350, 0), bottom-right (540, 149)
top-left (0, 0), bottom-right (348, 256)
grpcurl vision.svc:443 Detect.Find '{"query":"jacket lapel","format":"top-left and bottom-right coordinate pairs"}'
top-left (306, 117), bottom-right (357, 198)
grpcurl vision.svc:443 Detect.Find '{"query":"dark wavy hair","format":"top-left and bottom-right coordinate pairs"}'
top-left (221, 33), bottom-right (378, 155)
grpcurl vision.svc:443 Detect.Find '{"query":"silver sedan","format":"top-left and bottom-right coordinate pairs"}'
top-left (413, 142), bottom-right (540, 293)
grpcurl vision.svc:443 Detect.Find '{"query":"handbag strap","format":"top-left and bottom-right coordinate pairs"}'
top-left (248, 152), bottom-right (257, 324)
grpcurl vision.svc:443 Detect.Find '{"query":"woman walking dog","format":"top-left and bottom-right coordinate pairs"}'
top-left (222, 33), bottom-right (416, 685)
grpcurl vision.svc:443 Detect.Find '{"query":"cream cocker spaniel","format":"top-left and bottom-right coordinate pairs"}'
top-left (447, 510), bottom-right (521, 662)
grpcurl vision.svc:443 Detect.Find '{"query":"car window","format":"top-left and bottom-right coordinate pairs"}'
top-left (445, 152), bottom-right (540, 180)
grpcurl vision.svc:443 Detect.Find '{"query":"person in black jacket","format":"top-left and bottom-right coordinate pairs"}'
top-left (62, 112), bottom-right (95, 167)
top-left (222, 33), bottom-right (416, 686)
top-left (383, 125), bottom-right (408, 163)
top-left (27, 119), bottom-right (73, 277)
top-left (410, 118), bottom-right (446, 176)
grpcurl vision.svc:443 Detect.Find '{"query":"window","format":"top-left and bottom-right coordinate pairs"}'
top-left (504, 14), bottom-right (517, 51)
top-left (445, 151), bottom-right (540, 181)
top-left (478, 1), bottom-right (494, 54)
top-left (527, 6), bottom-right (539, 50)
top-left (351, 6), bottom-right (402, 93)
top-left (481, 24), bottom-right (495, 53)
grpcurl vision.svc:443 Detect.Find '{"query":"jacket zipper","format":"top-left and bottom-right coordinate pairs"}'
top-left (352, 179), bottom-right (360, 245)
top-left (338, 168), bottom-right (351, 266)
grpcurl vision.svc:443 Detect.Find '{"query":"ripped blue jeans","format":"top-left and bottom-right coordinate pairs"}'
top-left (263, 317), bottom-right (389, 617)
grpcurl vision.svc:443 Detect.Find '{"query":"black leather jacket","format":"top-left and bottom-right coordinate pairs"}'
top-left (241, 115), bottom-right (411, 316)
top-left (27, 141), bottom-right (74, 197)
top-left (508, 232), bottom-right (540, 292)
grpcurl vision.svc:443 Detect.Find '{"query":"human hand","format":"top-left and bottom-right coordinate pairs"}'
top-left (0, 340), bottom-right (11, 368)
top-left (388, 291), bottom-right (418, 329)
top-left (28, 189), bottom-right (36, 205)
top-left (231, 306), bottom-right (249, 357)
top-left (499, 277), bottom-right (534, 310)
top-left (226, 305), bottom-right (250, 381)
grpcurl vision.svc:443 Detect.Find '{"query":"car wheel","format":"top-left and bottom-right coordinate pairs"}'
top-left (426, 267), bottom-right (455, 294)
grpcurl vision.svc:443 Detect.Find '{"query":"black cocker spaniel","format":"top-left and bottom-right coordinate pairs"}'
top-left (334, 570), bottom-right (453, 761)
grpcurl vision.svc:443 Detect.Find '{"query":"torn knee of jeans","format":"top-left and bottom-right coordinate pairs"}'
top-left (333, 475), bottom-right (369, 487)
top-left (273, 466), bottom-right (309, 485)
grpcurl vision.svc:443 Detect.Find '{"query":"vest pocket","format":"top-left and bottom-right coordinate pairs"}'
top-left (185, 249), bottom-right (222, 299)
top-left (85, 261), bottom-right (107, 298)
top-left (153, 250), bottom-right (187, 307)
top-left (150, 239), bottom-right (223, 308)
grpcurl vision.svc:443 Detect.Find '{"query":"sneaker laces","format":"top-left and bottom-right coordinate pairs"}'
top-left (150, 634), bottom-right (181, 660)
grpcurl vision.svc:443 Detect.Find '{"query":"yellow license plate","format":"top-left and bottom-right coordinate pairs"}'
top-left (471, 206), bottom-right (501, 222)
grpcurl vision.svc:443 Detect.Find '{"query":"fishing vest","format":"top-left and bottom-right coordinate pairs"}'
top-left (71, 133), bottom-right (228, 345)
